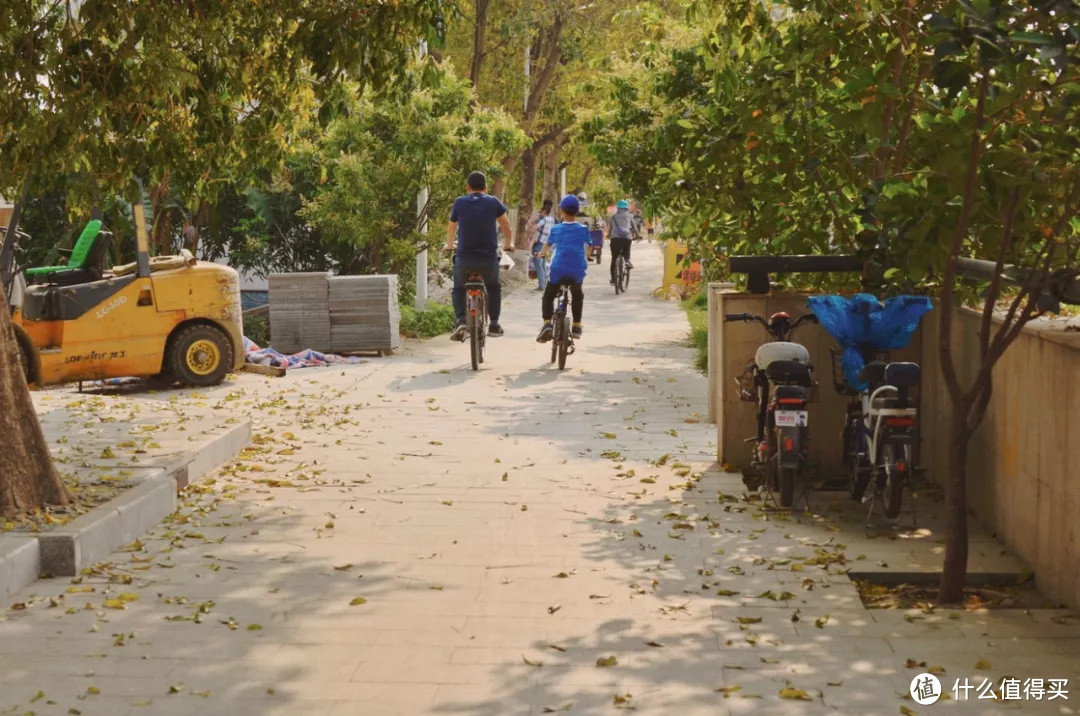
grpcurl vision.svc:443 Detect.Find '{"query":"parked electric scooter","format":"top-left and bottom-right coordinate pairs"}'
top-left (845, 357), bottom-right (921, 517)
top-left (726, 311), bottom-right (818, 507)
top-left (808, 294), bottom-right (932, 520)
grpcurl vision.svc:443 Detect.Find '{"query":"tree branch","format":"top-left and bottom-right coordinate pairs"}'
top-left (939, 72), bottom-right (989, 402)
top-left (980, 187), bottom-right (1020, 361)
top-left (523, 13), bottom-right (563, 123)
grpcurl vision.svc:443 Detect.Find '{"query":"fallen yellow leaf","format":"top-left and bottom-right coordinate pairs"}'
top-left (778, 687), bottom-right (812, 701)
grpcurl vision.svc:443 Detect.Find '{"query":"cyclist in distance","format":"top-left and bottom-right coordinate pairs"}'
top-left (537, 194), bottom-right (591, 342)
top-left (606, 199), bottom-right (636, 284)
top-left (444, 171), bottom-right (514, 341)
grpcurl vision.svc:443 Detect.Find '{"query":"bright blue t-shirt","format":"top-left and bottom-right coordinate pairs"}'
top-left (450, 193), bottom-right (507, 264)
top-left (547, 221), bottom-right (591, 283)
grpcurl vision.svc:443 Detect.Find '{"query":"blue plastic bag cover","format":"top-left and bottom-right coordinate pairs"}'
top-left (807, 293), bottom-right (933, 391)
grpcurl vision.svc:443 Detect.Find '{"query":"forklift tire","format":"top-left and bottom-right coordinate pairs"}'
top-left (12, 324), bottom-right (38, 387)
top-left (168, 324), bottom-right (233, 388)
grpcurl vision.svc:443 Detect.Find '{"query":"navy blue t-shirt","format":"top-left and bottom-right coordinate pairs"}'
top-left (450, 193), bottom-right (507, 263)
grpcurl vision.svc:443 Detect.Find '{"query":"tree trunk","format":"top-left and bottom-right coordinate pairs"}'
top-left (543, 139), bottom-right (562, 202)
top-left (492, 153), bottom-right (517, 204)
top-left (0, 308), bottom-right (68, 517)
top-left (515, 146), bottom-right (539, 250)
top-left (469, 0), bottom-right (491, 87)
top-left (149, 174), bottom-right (172, 255)
top-left (938, 411), bottom-right (970, 603)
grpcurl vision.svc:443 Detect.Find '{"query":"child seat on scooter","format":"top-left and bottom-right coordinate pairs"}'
top-left (871, 363), bottom-right (922, 409)
top-left (884, 362), bottom-right (920, 387)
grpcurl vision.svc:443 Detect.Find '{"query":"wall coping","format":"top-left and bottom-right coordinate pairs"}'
top-left (959, 306), bottom-right (1080, 351)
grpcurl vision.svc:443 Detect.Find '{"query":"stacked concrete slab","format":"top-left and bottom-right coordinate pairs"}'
top-left (269, 272), bottom-right (399, 354)
top-left (268, 272), bottom-right (331, 354)
top-left (328, 275), bottom-right (401, 353)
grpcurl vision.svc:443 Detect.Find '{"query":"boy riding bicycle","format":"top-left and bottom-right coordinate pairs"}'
top-left (537, 195), bottom-right (591, 342)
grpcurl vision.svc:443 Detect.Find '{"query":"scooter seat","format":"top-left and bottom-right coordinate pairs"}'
top-left (858, 361), bottom-right (887, 387)
top-left (765, 359), bottom-right (813, 386)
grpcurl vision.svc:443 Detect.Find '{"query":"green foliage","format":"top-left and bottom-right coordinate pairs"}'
top-left (0, 0), bottom-right (449, 210)
top-left (300, 66), bottom-right (527, 274)
top-left (586, 0), bottom-right (1080, 298)
top-left (201, 64), bottom-right (527, 277)
top-left (682, 291), bottom-right (708, 374)
top-left (243, 314), bottom-right (270, 347)
top-left (400, 301), bottom-right (457, 339)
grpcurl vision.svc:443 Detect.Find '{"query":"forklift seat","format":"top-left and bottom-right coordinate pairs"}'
top-left (25, 220), bottom-right (113, 286)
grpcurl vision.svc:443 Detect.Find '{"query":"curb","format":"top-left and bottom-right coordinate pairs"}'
top-left (846, 570), bottom-right (1031, 588)
top-left (0, 419), bottom-right (251, 593)
top-left (0, 536), bottom-right (40, 601)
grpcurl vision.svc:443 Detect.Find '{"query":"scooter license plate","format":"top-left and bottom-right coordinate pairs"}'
top-left (775, 410), bottom-right (808, 427)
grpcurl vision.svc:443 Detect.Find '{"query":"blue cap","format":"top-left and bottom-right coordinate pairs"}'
top-left (617, 200), bottom-right (630, 209)
top-left (559, 194), bottom-right (580, 213)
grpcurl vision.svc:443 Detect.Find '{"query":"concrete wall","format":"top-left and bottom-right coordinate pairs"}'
top-left (712, 291), bottom-right (922, 477)
top-left (919, 308), bottom-right (1080, 608)
top-left (709, 295), bottom-right (1080, 608)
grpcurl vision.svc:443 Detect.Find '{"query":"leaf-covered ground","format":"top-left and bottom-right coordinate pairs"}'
top-left (1, 249), bottom-right (1077, 715)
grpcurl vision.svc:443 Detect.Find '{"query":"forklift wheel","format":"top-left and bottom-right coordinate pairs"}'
top-left (168, 324), bottom-right (233, 388)
top-left (13, 325), bottom-right (37, 387)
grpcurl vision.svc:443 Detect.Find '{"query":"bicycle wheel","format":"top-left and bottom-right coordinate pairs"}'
top-left (550, 312), bottom-right (560, 363)
top-left (882, 443), bottom-right (908, 518)
top-left (468, 312), bottom-right (481, 371)
top-left (614, 256), bottom-right (624, 295)
top-left (478, 294), bottom-right (487, 364)
top-left (557, 315), bottom-right (570, 370)
top-left (621, 259), bottom-right (630, 291)
top-left (848, 422), bottom-right (872, 501)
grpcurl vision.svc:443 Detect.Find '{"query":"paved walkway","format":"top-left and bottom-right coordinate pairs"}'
top-left (1, 246), bottom-right (1078, 715)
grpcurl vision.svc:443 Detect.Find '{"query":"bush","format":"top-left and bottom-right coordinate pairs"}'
top-left (400, 301), bottom-right (456, 339)
top-left (682, 291), bottom-right (708, 373)
top-left (243, 312), bottom-right (270, 347)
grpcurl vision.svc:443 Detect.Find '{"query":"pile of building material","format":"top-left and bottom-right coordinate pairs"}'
top-left (329, 275), bottom-right (400, 354)
top-left (269, 272), bottom-right (399, 355)
top-left (268, 272), bottom-right (331, 354)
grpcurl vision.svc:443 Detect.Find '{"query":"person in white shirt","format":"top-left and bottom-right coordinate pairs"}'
top-left (529, 198), bottom-right (555, 290)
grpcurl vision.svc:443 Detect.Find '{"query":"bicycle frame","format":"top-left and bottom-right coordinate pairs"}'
top-left (551, 283), bottom-right (575, 369)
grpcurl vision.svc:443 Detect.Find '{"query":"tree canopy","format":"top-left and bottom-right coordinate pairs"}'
top-left (0, 0), bottom-right (448, 209)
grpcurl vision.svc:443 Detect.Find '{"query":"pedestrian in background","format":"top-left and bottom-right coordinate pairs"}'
top-left (529, 198), bottom-right (555, 291)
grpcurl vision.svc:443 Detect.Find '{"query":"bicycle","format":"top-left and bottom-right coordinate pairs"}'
top-left (464, 271), bottom-right (487, 371)
top-left (550, 281), bottom-right (575, 370)
top-left (613, 252), bottom-right (630, 294)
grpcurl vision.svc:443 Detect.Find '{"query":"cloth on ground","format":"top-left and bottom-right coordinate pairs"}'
top-left (243, 337), bottom-right (367, 369)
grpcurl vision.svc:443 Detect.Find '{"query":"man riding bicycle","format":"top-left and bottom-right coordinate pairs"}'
top-left (606, 199), bottom-right (636, 284)
top-left (444, 171), bottom-right (514, 341)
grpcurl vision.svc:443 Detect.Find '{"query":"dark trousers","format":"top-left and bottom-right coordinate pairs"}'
top-left (452, 257), bottom-right (501, 325)
top-left (542, 278), bottom-right (584, 324)
top-left (609, 237), bottom-right (631, 281)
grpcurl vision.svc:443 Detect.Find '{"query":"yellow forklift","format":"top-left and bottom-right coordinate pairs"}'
top-left (2, 195), bottom-right (244, 388)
